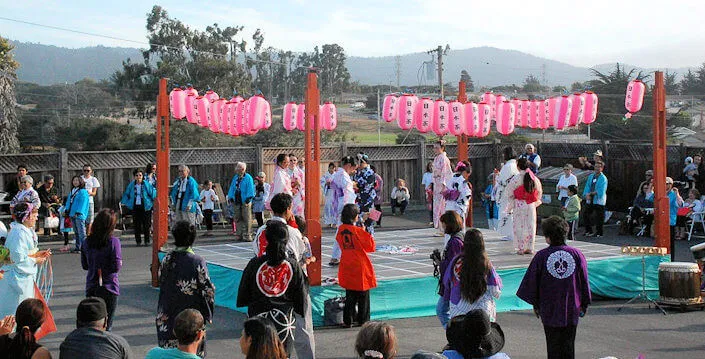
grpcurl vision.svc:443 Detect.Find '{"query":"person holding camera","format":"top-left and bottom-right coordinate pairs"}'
top-left (434, 211), bottom-right (465, 328)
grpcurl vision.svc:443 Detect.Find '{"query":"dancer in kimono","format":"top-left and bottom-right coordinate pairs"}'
top-left (329, 156), bottom-right (358, 266)
top-left (288, 154), bottom-right (306, 217)
top-left (444, 161), bottom-right (473, 227)
top-left (494, 147), bottom-right (519, 241)
top-left (353, 153), bottom-right (377, 234)
top-left (432, 140), bottom-right (453, 233)
top-left (507, 158), bottom-right (543, 255)
top-left (0, 203), bottom-right (51, 318)
top-left (321, 162), bottom-right (338, 227)
top-left (266, 154), bottom-right (293, 210)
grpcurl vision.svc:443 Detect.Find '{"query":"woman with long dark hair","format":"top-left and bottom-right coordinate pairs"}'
top-left (81, 208), bottom-right (122, 331)
top-left (0, 298), bottom-right (51, 359)
top-left (508, 158), bottom-right (543, 255)
top-left (239, 317), bottom-right (287, 359)
top-left (495, 146), bottom-right (519, 241)
top-left (444, 229), bottom-right (502, 321)
top-left (436, 211), bottom-right (464, 328)
top-left (237, 220), bottom-right (306, 356)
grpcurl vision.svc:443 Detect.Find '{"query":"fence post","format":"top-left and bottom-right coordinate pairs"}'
top-left (340, 142), bottom-right (348, 157)
top-left (418, 139), bottom-right (427, 203)
top-left (255, 144), bottom-right (263, 173)
top-left (58, 148), bottom-right (69, 196)
top-left (679, 142), bottom-right (686, 162)
top-left (602, 140), bottom-right (609, 161)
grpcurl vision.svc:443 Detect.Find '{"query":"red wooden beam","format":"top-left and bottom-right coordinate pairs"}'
top-left (456, 81), bottom-right (473, 228)
top-left (152, 78), bottom-right (170, 287)
top-left (304, 69), bottom-right (322, 286)
top-left (652, 72), bottom-right (670, 255)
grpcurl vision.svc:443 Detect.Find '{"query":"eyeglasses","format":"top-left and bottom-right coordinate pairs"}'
top-left (83, 169), bottom-right (91, 172)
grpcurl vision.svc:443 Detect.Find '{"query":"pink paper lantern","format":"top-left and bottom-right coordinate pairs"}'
top-left (553, 95), bottom-right (573, 130)
top-left (194, 96), bottom-right (210, 128)
top-left (545, 97), bottom-right (558, 128)
top-left (209, 99), bottom-right (226, 133)
top-left (185, 93), bottom-right (197, 124)
top-left (568, 93), bottom-right (585, 127)
top-left (296, 103), bottom-right (306, 131)
top-left (463, 102), bottom-right (479, 137)
top-left (528, 101), bottom-right (538, 129)
top-left (320, 102), bottom-right (337, 131)
top-left (169, 87), bottom-right (187, 119)
top-left (236, 99), bottom-right (249, 134)
top-left (432, 99), bottom-right (450, 136)
top-left (477, 102), bottom-right (492, 138)
top-left (581, 91), bottom-right (599, 124)
top-left (481, 92), bottom-right (497, 122)
top-left (248, 95), bottom-right (269, 131)
top-left (223, 101), bottom-right (236, 136)
top-left (495, 94), bottom-right (507, 122)
top-left (625, 79), bottom-right (645, 118)
top-left (510, 98), bottom-right (522, 126)
top-left (204, 90), bottom-right (219, 102)
top-left (536, 100), bottom-right (548, 129)
top-left (184, 86), bottom-right (198, 97)
top-left (448, 100), bottom-right (465, 136)
top-left (382, 95), bottom-right (398, 123)
top-left (414, 98), bottom-right (434, 133)
top-left (496, 101), bottom-right (515, 135)
top-left (519, 100), bottom-right (530, 128)
top-left (396, 94), bottom-right (418, 131)
top-left (283, 102), bottom-right (298, 131)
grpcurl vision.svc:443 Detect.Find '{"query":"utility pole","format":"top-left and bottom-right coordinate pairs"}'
top-left (427, 45), bottom-right (450, 98)
top-left (395, 55), bottom-right (402, 90)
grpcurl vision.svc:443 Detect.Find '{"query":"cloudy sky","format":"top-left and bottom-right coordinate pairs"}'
top-left (2, 0), bottom-right (704, 68)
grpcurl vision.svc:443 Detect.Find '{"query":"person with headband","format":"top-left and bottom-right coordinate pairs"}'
top-left (266, 154), bottom-right (293, 210)
top-left (0, 203), bottom-right (51, 318)
top-left (444, 161), bottom-right (473, 226)
top-left (353, 152), bottom-right (377, 233)
top-left (432, 140), bottom-right (453, 236)
top-left (329, 155), bottom-right (358, 266)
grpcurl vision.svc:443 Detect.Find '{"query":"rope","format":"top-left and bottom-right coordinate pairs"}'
top-left (35, 257), bottom-right (54, 303)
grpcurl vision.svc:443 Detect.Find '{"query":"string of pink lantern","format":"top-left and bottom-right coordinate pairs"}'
top-left (169, 84), bottom-right (311, 136)
top-left (624, 79), bottom-right (645, 119)
top-left (381, 90), bottom-right (602, 137)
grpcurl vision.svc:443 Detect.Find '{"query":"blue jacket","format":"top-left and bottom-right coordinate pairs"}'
top-left (121, 180), bottom-right (157, 211)
top-left (170, 176), bottom-right (200, 213)
top-left (582, 172), bottom-right (608, 206)
top-left (668, 190), bottom-right (681, 226)
top-left (227, 173), bottom-right (255, 204)
top-left (68, 188), bottom-right (90, 220)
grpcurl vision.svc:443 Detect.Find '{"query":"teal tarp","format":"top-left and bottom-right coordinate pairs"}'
top-left (160, 253), bottom-right (669, 327)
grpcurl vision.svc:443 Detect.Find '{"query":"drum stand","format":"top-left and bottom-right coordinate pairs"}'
top-left (618, 255), bottom-right (667, 315)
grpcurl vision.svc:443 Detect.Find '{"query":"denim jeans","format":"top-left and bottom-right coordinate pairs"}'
top-left (436, 296), bottom-right (450, 328)
top-left (72, 217), bottom-right (86, 251)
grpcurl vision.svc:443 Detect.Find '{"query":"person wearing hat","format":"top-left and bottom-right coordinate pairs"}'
top-left (442, 310), bottom-right (509, 359)
top-left (517, 216), bottom-right (591, 359)
top-left (60, 297), bottom-right (132, 359)
top-left (582, 161), bottom-right (608, 238)
top-left (578, 150), bottom-right (603, 171)
top-left (556, 164), bottom-right (578, 207)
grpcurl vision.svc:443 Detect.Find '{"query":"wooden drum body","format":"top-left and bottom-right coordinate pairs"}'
top-left (658, 262), bottom-right (702, 305)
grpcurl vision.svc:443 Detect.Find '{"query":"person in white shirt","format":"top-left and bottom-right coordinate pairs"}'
top-left (520, 143), bottom-right (542, 174)
top-left (422, 161), bottom-right (434, 226)
top-left (81, 164), bottom-right (101, 234)
top-left (390, 179), bottom-right (411, 215)
top-left (556, 164), bottom-right (579, 206)
top-left (199, 180), bottom-right (219, 237)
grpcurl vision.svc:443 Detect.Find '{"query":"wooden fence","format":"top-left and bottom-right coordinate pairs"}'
top-left (1, 141), bottom-right (702, 213)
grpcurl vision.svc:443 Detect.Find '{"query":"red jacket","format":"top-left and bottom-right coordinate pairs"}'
top-left (336, 224), bottom-right (377, 291)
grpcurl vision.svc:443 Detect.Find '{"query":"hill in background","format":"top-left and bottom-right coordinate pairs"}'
top-left (9, 40), bottom-right (695, 87)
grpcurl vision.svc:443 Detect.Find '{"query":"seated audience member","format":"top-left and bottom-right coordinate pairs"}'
top-left (238, 317), bottom-right (287, 359)
top-left (675, 188), bottom-right (703, 240)
top-left (145, 309), bottom-right (205, 359)
top-left (0, 298), bottom-right (51, 359)
top-left (629, 181), bottom-right (654, 235)
top-left (355, 321), bottom-right (397, 359)
top-left (59, 297), bottom-right (132, 359)
top-left (390, 179), bottom-right (410, 215)
top-left (442, 310), bottom-right (510, 359)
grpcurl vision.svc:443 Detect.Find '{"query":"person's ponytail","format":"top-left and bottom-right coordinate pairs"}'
top-left (523, 172), bottom-right (535, 193)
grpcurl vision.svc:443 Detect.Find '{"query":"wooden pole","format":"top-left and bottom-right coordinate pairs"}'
top-left (304, 69), bottom-right (322, 286)
top-left (456, 81), bottom-right (473, 228)
top-left (652, 72), bottom-right (670, 256)
top-left (152, 78), bottom-right (170, 287)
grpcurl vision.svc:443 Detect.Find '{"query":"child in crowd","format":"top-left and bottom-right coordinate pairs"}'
top-left (58, 196), bottom-right (73, 252)
top-left (336, 203), bottom-right (377, 328)
top-left (390, 179), bottom-right (410, 215)
top-left (294, 215), bottom-right (316, 269)
top-left (253, 177), bottom-right (266, 227)
top-left (199, 180), bottom-right (219, 237)
top-left (483, 172), bottom-right (498, 230)
top-left (563, 185), bottom-right (581, 241)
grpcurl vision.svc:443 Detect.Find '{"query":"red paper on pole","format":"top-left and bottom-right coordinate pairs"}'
top-left (33, 284), bottom-right (56, 340)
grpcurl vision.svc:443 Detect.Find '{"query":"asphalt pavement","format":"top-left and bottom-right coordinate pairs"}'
top-left (36, 209), bottom-right (705, 359)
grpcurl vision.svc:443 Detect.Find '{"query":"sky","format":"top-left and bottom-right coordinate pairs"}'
top-left (2, 0), bottom-right (705, 68)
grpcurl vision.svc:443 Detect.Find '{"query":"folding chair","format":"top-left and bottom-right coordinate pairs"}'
top-left (118, 203), bottom-right (133, 232)
top-left (687, 210), bottom-right (705, 241)
top-left (211, 183), bottom-right (228, 228)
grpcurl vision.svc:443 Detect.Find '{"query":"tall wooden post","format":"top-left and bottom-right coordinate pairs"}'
top-left (652, 72), bottom-right (670, 256)
top-left (304, 69), bottom-right (322, 286)
top-left (456, 81), bottom-right (473, 227)
top-left (152, 78), bottom-right (170, 287)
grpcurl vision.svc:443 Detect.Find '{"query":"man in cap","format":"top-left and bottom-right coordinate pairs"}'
top-left (60, 297), bottom-right (133, 359)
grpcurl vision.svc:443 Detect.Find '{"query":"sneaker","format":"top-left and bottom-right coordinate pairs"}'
top-left (584, 232), bottom-right (595, 237)
top-left (328, 259), bottom-right (340, 266)
top-left (500, 236), bottom-right (512, 241)
top-left (594, 234), bottom-right (603, 238)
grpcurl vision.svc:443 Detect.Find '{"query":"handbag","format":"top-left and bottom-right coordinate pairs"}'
top-left (44, 215), bottom-right (59, 229)
top-left (677, 207), bottom-right (692, 217)
top-left (63, 216), bottom-right (73, 229)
